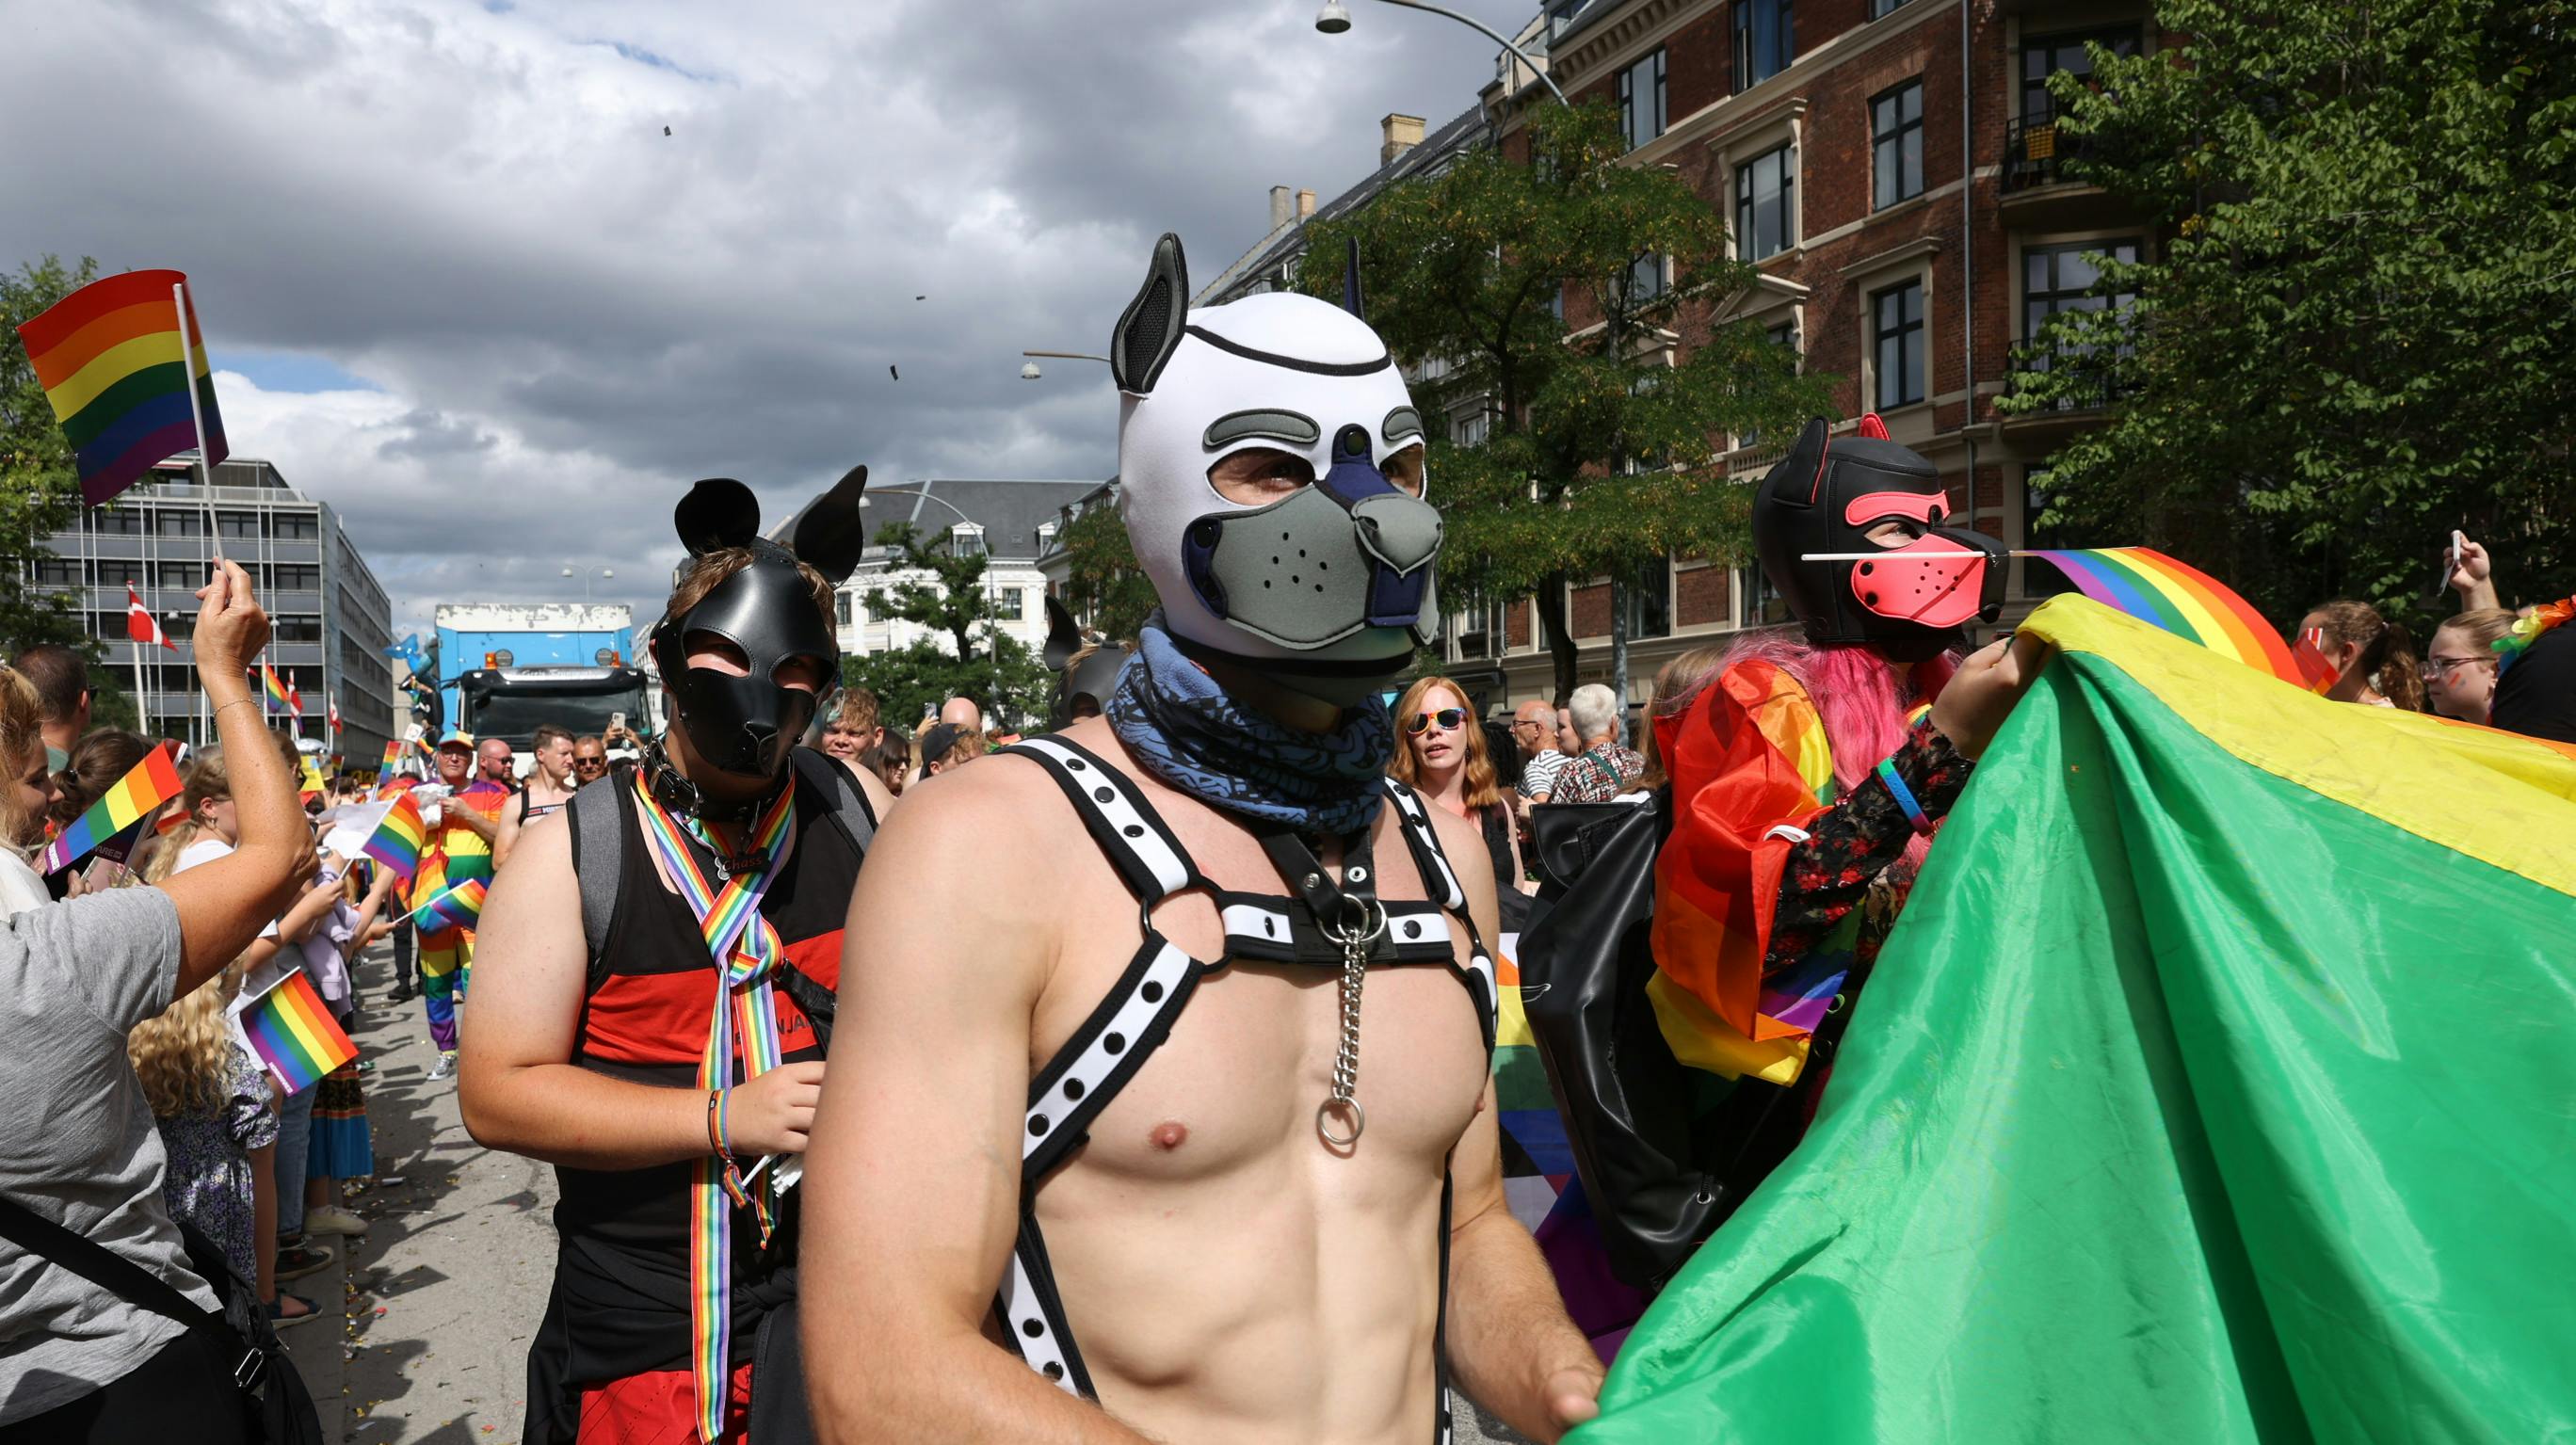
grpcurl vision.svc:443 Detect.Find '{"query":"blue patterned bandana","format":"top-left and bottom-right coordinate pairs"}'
top-left (1104, 614), bottom-right (1393, 837)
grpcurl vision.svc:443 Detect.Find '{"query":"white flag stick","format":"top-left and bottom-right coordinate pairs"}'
top-left (172, 281), bottom-right (222, 564)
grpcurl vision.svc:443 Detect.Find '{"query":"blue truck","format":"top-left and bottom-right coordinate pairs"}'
top-left (433, 603), bottom-right (650, 761)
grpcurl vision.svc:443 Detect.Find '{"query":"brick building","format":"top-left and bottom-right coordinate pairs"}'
top-left (1449, 0), bottom-right (2154, 706)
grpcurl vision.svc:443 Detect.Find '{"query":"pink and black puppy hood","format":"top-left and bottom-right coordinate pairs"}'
top-left (1753, 415), bottom-right (2005, 650)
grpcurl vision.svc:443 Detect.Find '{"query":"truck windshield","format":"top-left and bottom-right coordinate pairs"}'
top-left (467, 683), bottom-right (649, 743)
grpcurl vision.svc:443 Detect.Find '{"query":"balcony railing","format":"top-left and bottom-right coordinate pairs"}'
top-left (2002, 114), bottom-right (2101, 194)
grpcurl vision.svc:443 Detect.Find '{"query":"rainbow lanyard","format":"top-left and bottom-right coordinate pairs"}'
top-left (631, 777), bottom-right (798, 1442)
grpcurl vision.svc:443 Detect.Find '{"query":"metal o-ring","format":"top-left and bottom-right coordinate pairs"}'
top-left (1316, 1098), bottom-right (1365, 1148)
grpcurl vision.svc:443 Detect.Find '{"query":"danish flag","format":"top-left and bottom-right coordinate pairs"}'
top-left (329, 698), bottom-right (342, 734)
top-left (125, 585), bottom-right (176, 651)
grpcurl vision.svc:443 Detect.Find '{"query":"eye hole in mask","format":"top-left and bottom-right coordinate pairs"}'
top-left (684, 631), bottom-right (829, 693)
top-left (1206, 447), bottom-right (1318, 504)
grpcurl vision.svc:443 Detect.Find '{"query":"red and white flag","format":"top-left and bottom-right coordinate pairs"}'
top-left (288, 681), bottom-right (304, 715)
top-left (329, 698), bottom-right (342, 734)
top-left (125, 585), bottom-right (176, 651)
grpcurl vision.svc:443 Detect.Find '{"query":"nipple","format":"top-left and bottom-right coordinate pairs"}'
top-left (1149, 1120), bottom-right (1189, 1151)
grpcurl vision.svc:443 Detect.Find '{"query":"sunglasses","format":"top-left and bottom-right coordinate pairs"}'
top-left (573, 756), bottom-right (606, 769)
top-left (1406, 708), bottom-right (1468, 735)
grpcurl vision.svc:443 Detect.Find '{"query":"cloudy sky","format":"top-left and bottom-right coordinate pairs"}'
top-left (1, 0), bottom-right (1498, 636)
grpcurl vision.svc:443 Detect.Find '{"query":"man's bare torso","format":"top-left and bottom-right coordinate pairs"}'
top-left (1003, 716), bottom-right (1492, 1444)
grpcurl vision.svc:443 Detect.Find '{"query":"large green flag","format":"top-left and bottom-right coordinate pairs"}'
top-left (1574, 598), bottom-right (2576, 1443)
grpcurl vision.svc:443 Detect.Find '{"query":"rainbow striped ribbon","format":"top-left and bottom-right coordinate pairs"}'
top-left (630, 778), bottom-right (799, 1442)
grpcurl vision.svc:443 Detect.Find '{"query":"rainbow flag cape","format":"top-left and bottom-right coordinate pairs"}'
top-left (1571, 596), bottom-right (2576, 1445)
top-left (362, 793), bottom-right (427, 878)
top-left (38, 742), bottom-right (182, 875)
top-left (408, 875), bottom-right (486, 933)
top-left (2028, 547), bottom-right (2301, 683)
top-left (232, 969), bottom-right (357, 1095)
top-left (10, 269), bottom-right (228, 507)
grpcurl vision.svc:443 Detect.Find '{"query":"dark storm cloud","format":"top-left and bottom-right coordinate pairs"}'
top-left (0, 0), bottom-right (1500, 632)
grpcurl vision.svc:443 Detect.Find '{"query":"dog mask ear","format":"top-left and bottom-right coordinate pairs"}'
top-left (1111, 232), bottom-right (1190, 395)
top-left (674, 478), bottom-right (761, 556)
top-left (1042, 594), bottom-right (1085, 671)
top-left (786, 464), bottom-right (872, 584)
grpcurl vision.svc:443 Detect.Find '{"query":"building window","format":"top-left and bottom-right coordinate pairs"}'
top-left (1618, 47), bottom-right (1667, 151)
top-left (217, 511), bottom-right (261, 539)
top-left (1733, 144), bottom-right (1796, 261)
top-left (94, 560), bottom-right (145, 588)
top-left (835, 592), bottom-right (854, 627)
top-left (1742, 320), bottom-right (1802, 448)
top-left (29, 558), bottom-right (81, 586)
top-left (2021, 26), bottom-right (2140, 121)
top-left (156, 509), bottom-right (204, 538)
top-left (1870, 0), bottom-right (1905, 17)
top-left (1872, 81), bottom-right (1924, 209)
top-left (1623, 558), bottom-right (1672, 640)
top-left (1734, 0), bottom-right (1794, 91)
top-left (88, 507), bottom-right (145, 536)
top-left (1546, 0), bottom-right (1594, 40)
top-left (1453, 409), bottom-right (1490, 446)
top-left (273, 563), bottom-right (321, 591)
top-left (155, 561), bottom-right (202, 589)
top-left (2024, 237), bottom-right (2142, 352)
top-left (1873, 279), bottom-right (1926, 409)
top-left (1742, 567), bottom-right (1792, 625)
top-left (1626, 251), bottom-right (1669, 304)
top-left (273, 512), bottom-right (320, 540)
top-left (272, 616), bottom-right (323, 642)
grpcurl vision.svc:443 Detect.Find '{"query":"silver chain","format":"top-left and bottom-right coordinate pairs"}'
top-left (1316, 896), bottom-right (1384, 1148)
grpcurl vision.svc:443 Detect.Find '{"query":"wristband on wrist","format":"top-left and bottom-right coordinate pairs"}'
top-left (706, 1087), bottom-right (731, 1160)
top-left (1876, 756), bottom-right (1934, 836)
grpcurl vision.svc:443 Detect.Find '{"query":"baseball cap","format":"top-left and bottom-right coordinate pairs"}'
top-left (919, 721), bottom-right (966, 764)
top-left (437, 729), bottom-right (477, 750)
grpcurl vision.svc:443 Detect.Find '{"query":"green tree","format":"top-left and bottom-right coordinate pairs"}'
top-left (2, 254), bottom-right (135, 680)
top-left (2001, 0), bottom-right (2576, 628)
top-left (1297, 102), bottom-right (1834, 704)
top-left (842, 522), bottom-right (1053, 731)
top-left (1055, 487), bottom-right (1158, 642)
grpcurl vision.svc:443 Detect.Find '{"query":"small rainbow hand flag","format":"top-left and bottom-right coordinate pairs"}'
top-left (11, 269), bottom-right (227, 508)
top-left (409, 875), bottom-right (487, 932)
top-left (2027, 549), bottom-right (2302, 685)
top-left (232, 969), bottom-right (357, 1095)
top-left (362, 793), bottom-right (427, 878)
top-left (39, 742), bottom-right (183, 875)
top-left (261, 665), bottom-right (293, 714)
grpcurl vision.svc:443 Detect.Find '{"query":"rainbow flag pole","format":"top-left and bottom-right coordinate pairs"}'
top-left (172, 280), bottom-right (224, 560)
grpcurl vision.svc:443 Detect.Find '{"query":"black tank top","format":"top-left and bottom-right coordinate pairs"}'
top-left (520, 773), bottom-right (861, 1440)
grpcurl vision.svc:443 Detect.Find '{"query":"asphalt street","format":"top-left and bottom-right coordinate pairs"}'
top-left (276, 941), bottom-right (1527, 1445)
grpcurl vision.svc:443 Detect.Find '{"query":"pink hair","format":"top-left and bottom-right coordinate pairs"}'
top-left (1716, 629), bottom-right (1958, 871)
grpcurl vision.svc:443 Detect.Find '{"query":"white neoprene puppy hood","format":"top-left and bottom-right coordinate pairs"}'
top-left (1110, 234), bottom-right (1436, 670)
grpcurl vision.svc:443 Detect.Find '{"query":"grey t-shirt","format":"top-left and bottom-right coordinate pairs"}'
top-left (0, 885), bottom-right (217, 1423)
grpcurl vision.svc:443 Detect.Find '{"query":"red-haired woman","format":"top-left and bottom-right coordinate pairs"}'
top-left (1389, 674), bottom-right (1526, 900)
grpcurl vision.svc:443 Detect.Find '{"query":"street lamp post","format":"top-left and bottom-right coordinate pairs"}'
top-left (860, 487), bottom-right (1006, 725)
top-left (1020, 349), bottom-right (1115, 381)
top-left (563, 565), bottom-right (618, 663)
top-left (1315, 0), bottom-right (1570, 106)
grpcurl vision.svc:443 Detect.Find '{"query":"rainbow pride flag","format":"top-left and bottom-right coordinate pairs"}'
top-left (380, 739), bottom-right (404, 773)
top-left (409, 875), bottom-right (486, 933)
top-left (261, 665), bottom-right (293, 715)
top-left (2028, 547), bottom-right (2300, 683)
top-left (1572, 596), bottom-right (2576, 1445)
top-left (233, 969), bottom-right (357, 1095)
top-left (38, 742), bottom-right (182, 875)
top-left (11, 269), bottom-right (228, 507)
top-left (362, 793), bottom-right (427, 878)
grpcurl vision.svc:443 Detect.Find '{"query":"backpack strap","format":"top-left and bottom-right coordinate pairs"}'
top-left (566, 773), bottom-right (625, 972)
top-left (786, 746), bottom-right (878, 857)
top-left (0, 1193), bottom-right (266, 1393)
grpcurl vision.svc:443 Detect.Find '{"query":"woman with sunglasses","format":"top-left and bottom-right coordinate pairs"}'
top-left (1387, 675), bottom-right (1528, 905)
